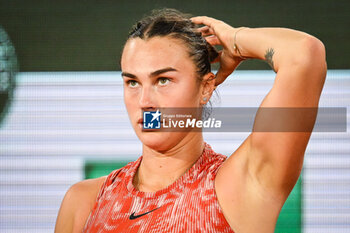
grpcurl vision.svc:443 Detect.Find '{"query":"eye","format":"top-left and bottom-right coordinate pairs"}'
top-left (158, 77), bottom-right (170, 86)
top-left (126, 80), bottom-right (139, 87)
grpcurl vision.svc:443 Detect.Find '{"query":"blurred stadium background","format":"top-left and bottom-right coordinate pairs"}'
top-left (0, 0), bottom-right (349, 232)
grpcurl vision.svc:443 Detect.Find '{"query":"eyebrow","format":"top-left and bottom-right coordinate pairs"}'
top-left (121, 67), bottom-right (178, 79)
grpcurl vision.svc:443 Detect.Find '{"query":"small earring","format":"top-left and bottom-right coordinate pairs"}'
top-left (203, 97), bottom-right (207, 101)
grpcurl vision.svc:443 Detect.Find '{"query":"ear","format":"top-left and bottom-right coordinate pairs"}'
top-left (200, 72), bottom-right (216, 105)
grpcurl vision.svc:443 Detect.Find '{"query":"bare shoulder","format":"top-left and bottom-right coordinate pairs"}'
top-left (55, 176), bottom-right (107, 233)
top-left (214, 135), bottom-right (285, 233)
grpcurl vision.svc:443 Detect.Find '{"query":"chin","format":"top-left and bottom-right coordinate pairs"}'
top-left (136, 130), bottom-right (186, 152)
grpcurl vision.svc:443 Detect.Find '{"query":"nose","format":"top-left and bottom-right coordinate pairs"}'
top-left (139, 85), bottom-right (157, 111)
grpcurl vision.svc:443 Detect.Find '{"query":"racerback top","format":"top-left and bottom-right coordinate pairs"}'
top-left (83, 142), bottom-right (234, 233)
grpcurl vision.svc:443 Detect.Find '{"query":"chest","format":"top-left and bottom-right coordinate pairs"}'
top-left (83, 180), bottom-right (234, 232)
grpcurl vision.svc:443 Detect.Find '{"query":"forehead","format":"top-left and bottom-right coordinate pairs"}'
top-left (121, 36), bottom-right (196, 75)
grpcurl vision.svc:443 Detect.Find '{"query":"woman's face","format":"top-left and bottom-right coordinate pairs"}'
top-left (121, 36), bottom-right (208, 150)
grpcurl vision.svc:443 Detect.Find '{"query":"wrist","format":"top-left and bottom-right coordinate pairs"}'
top-left (232, 27), bottom-right (250, 59)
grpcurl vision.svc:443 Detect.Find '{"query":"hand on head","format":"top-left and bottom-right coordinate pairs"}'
top-left (191, 16), bottom-right (245, 86)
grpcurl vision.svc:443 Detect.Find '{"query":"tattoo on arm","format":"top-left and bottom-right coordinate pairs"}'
top-left (264, 48), bottom-right (275, 71)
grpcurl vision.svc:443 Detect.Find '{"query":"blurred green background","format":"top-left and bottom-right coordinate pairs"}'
top-left (0, 0), bottom-right (349, 71)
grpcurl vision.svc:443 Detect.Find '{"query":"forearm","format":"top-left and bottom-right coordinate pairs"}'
top-left (233, 27), bottom-right (326, 72)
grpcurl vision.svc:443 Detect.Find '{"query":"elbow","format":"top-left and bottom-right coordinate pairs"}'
top-left (299, 36), bottom-right (327, 74)
top-left (287, 35), bottom-right (327, 86)
top-left (304, 36), bottom-right (326, 59)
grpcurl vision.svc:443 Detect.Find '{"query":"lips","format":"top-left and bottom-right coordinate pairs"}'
top-left (137, 118), bottom-right (166, 126)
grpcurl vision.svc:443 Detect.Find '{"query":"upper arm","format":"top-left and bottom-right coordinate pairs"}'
top-left (216, 36), bottom-right (327, 198)
top-left (248, 36), bottom-right (327, 194)
top-left (55, 183), bottom-right (80, 233)
top-left (214, 37), bottom-right (326, 231)
top-left (55, 177), bottom-right (107, 233)
top-left (212, 31), bottom-right (327, 233)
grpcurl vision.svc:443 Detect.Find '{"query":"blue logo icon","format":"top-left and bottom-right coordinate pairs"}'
top-left (143, 110), bottom-right (161, 129)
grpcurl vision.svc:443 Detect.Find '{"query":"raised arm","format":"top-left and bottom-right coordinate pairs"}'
top-left (233, 26), bottom-right (326, 193)
top-left (191, 16), bottom-right (326, 232)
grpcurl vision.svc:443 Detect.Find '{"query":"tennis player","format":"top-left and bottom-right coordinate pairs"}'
top-left (55, 8), bottom-right (326, 233)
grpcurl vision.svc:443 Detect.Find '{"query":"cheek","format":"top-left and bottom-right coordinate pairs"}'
top-left (161, 81), bottom-right (200, 106)
top-left (177, 81), bottom-right (201, 104)
top-left (123, 89), bottom-right (138, 112)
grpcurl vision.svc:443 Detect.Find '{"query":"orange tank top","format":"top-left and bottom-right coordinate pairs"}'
top-left (83, 142), bottom-right (234, 233)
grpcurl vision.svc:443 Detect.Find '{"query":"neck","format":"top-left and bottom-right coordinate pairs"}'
top-left (133, 133), bottom-right (205, 192)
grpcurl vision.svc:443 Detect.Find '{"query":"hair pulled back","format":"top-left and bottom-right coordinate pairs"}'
top-left (126, 8), bottom-right (219, 79)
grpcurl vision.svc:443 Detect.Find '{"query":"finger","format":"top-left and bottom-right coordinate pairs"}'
top-left (204, 35), bottom-right (221, 46)
top-left (197, 26), bottom-right (210, 33)
top-left (190, 16), bottom-right (219, 27)
top-left (197, 26), bottom-right (214, 36)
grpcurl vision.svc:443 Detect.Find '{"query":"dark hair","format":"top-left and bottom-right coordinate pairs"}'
top-left (126, 8), bottom-right (219, 79)
top-left (123, 8), bottom-right (219, 119)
